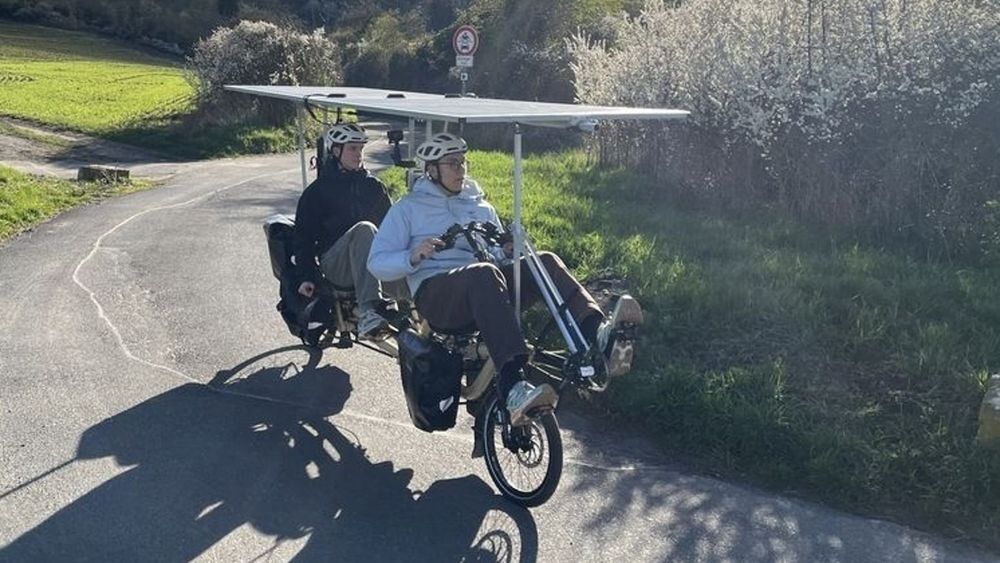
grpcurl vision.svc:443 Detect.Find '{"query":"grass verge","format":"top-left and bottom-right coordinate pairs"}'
top-left (383, 152), bottom-right (1000, 550)
top-left (0, 165), bottom-right (150, 242)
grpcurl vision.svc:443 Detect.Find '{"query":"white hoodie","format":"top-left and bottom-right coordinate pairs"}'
top-left (368, 175), bottom-right (506, 296)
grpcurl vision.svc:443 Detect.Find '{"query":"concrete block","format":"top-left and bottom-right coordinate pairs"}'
top-left (77, 165), bottom-right (129, 183)
top-left (976, 374), bottom-right (1000, 449)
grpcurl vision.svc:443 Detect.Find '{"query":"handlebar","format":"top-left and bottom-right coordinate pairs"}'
top-left (438, 222), bottom-right (513, 262)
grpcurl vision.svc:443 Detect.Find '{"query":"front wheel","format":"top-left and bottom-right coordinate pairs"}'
top-left (480, 394), bottom-right (563, 507)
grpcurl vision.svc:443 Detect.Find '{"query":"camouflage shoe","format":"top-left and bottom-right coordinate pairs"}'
top-left (596, 295), bottom-right (644, 377)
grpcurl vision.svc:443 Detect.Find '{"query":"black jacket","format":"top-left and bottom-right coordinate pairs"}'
top-left (292, 166), bottom-right (391, 284)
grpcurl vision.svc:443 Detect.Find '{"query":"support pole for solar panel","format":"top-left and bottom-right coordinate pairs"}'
top-left (296, 106), bottom-right (308, 190)
top-left (425, 120), bottom-right (433, 143)
top-left (408, 118), bottom-right (415, 159)
top-left (512, 123), bottom-right (523, 324)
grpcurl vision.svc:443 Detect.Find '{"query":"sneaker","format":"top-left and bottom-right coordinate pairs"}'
top-left (374, 298), bottom-right (400, 318)
top-left (506, 380), bottom-right (558, 427)
top-left (357, 309), bottom-right (390, 341)
top-left (596, 294), bottom-right (644, 377)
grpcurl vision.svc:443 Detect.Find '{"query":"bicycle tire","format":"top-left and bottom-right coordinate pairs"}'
top-left (481, 394), bottom-right (563, 507)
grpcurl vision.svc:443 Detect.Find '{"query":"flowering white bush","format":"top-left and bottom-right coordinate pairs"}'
top-left (188, 20), bottom-right (339, 122)
top-left (571, 0), bottom-right (1000, 255)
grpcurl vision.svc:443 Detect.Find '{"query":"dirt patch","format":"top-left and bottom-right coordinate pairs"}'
top-left (0, 117), bottom-right (171, 178)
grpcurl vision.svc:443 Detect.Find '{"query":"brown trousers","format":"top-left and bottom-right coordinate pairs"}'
top-left (414, 251), bottom-right (603, 372)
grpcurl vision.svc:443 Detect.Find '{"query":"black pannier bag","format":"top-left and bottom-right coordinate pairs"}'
top-left (263, 214), bottom-right (332, 345)
top-left (264, 214), bottom-right (296, 280)
top-left (397, 328), bottom-right (464, 432)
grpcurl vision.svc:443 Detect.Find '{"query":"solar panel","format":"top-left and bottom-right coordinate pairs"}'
top-left (225, 85), bottom-right (441, 102)
top-left (224, 85), bottom-right (688, 126)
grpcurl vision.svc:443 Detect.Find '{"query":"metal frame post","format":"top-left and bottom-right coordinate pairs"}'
top-left (510, 123), bottom-right (588, 356)
top-left (296, 106), bottom-right (308, 190)
top-left (512, 124), bottom-right (523, 323)
top-left (408, 118), bottom-right (416, 159)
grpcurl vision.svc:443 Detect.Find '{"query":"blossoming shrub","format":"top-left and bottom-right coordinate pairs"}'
top-left (570, 0), bottom-right (1000, 258)
top-left (188, 20), bottom-right (339, 124)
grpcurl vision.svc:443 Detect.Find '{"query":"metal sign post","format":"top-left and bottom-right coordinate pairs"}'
top-left (452, 25), bottom-right (479, 96)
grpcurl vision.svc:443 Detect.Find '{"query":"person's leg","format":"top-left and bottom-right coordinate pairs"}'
top-left (506, 250), bottom-right (643, 377)
top-left (417, 263), bottom-right (558, 425)
top-left (319, 221), bottom-right (383, 313)
top-left (415, 263), bottom-right (527, 377)
top-left (502, 251), bottom-right (605, 340)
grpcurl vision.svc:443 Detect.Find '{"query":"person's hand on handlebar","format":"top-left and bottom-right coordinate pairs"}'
top-left (298, 281), bottom-right (316, 298)
top-left (410, 238), bottom-right (444, 266)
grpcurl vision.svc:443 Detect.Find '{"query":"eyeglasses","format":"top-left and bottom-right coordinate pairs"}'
top-left (437, 159), bottom-right (467, 170)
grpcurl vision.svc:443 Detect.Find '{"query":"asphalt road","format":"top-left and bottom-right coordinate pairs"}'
top-left (1, 138), bottom-right (997, 562)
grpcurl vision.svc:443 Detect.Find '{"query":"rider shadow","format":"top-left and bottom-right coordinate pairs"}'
top-left (0, 346), bottom-right (537, 562)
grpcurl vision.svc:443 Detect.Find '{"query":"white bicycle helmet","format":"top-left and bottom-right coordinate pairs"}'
top-left (416, 132), bottom-right (467, 162)
top-left (324, 123), bottom-right (368, 151)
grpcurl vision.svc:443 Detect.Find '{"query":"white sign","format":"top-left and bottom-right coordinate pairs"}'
top-left (452, 25), bottom-right (479, 56)
top-left (460, 71), bottom-right (469, 82)
top-left (455, 55), bottom-right (474, 67)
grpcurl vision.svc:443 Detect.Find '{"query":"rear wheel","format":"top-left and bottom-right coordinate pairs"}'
top-left (481, 394), bottom-right (562, 507)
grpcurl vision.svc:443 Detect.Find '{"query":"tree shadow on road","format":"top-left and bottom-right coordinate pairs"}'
top-left (0, 346), bottom-right (538, 562)
top-left (555, 409), bottom-right (993, 562)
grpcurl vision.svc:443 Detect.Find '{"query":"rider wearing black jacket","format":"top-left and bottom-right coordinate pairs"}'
top-left (292, 123), bottom-right (394, 339)
top-left (292, 167), bottom-right (391, 282)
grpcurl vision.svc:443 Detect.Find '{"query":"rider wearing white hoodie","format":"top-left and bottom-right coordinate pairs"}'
top-left (366, 171), bottom-right (505, 297)
top-left (368, 133), bottom-right (643, 426)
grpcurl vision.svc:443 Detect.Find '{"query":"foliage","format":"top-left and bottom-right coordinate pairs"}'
top-left (338, 10), bottom-right (439, 91)
top-left (456, 0), bottom-right (634, 102)
top-left (0, 21), bottom-right (191, 133)
top-left (1, 0), bottom-right (643, 108)
top-left (187, 19), bottom-right (340, 125)
top-left (0, 164), bottom-right (149, 241)
top-left (0, 21), bottom-right (318, 158)
top-left (382, 150), bottom-right (1000, 548)
top-left (0, 0), bottom-right (225, 51)
top-left (570, 0), bottom-right (1000, 261)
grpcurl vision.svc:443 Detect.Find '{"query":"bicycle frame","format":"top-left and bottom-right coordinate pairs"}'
top-left (509, 126), bottom-right (595, 381)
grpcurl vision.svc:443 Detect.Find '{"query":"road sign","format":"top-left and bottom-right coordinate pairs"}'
top-left (455, 55), bottom-right (474, 67)
top-left (452, 25), bottom-right (479, 57)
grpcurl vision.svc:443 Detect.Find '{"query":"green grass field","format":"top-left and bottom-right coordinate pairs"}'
top-left (0, 21), bottom-right (304, 158)
top-left (0, 165), bottom-right (149, 241)
top-left (0, 21), bottom-right (192, 133)
top-left (384, 153), bottom-right (1000, 549)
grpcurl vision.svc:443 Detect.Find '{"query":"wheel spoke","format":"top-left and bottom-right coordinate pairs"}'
top-left (482, 396), bottom-right (563, 507)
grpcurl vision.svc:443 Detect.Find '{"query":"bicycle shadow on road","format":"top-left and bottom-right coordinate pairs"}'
top-left (0, 346), bottom-right (538, 562)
